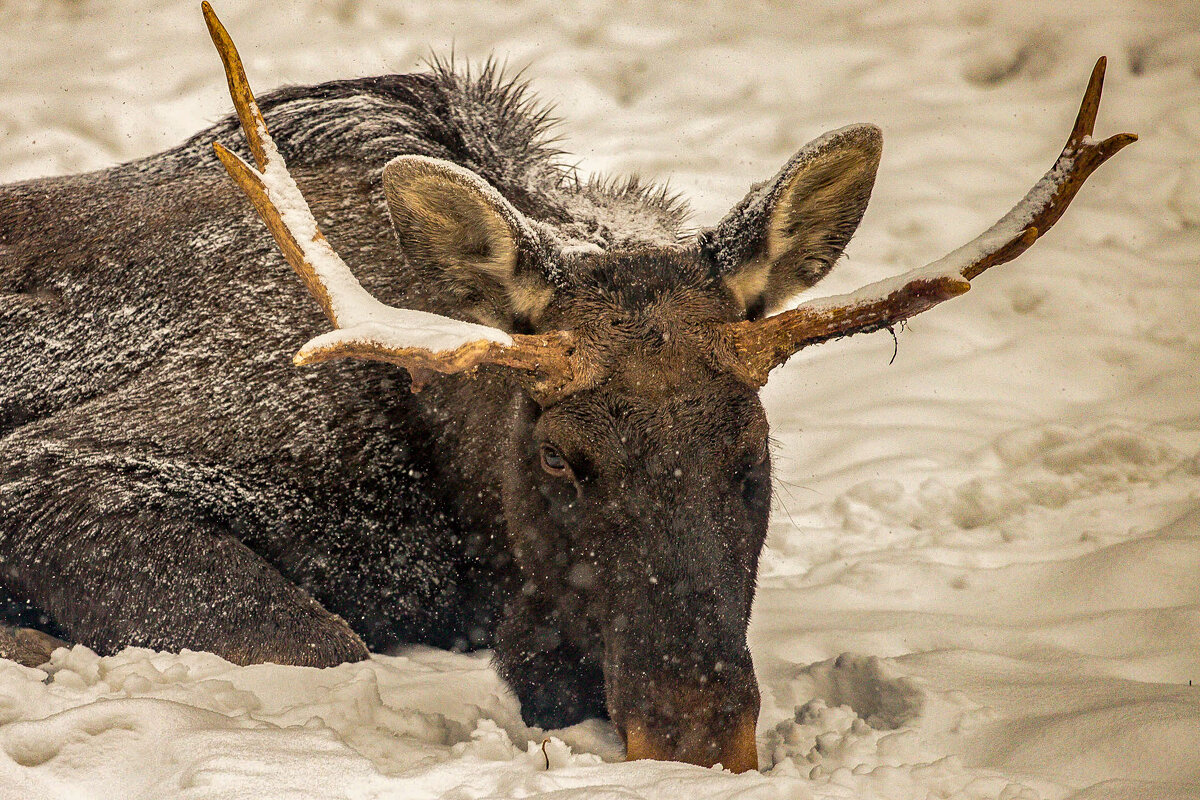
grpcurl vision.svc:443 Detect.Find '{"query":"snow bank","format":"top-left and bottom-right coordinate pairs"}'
top-left (4, 0), bottom-right (1200, 798)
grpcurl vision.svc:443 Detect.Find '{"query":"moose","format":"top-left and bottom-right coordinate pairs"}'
top-left (0, 3), bottom-right (1133, 772)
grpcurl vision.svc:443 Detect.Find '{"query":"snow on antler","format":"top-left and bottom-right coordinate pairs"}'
top-left (202, 3), bottom-right (590, 391)
top-left (203, 2), bottom-right (511, 352)
top-left (725, 56), bottom-right (1137, 386)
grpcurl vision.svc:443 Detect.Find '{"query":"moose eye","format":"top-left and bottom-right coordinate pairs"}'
top-left (738, 442), bottom-right (769, 482)
top-left (539, 444), bottom-right (571, 478)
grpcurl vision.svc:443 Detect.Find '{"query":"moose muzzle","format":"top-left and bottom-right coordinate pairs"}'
top-left (609, 665), bottom-right (760, 773)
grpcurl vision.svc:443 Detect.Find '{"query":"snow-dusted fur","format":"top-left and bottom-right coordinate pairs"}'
top-left (7, 0), bottom-right (1200, 795)
top-left (0, 64), bottom-right (686, 664)
top-left (0, 41), bottom-right (891, 766)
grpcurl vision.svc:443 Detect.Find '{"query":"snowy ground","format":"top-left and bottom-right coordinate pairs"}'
top-left (3, 0), bottom-right (1200, 798)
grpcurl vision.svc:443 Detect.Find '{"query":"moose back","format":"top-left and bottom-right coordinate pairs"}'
top-left (0, 6), bottom-right (1132, 773)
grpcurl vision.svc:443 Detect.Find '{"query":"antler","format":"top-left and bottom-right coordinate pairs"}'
top-left (725, 57), bottom-right (1137, 386)
top-left (202, 2), bottom-right (576, 394)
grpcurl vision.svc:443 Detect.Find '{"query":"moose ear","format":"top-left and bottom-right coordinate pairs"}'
top-left (702, 124), bottom-right (882, 319)
top-left (382, 155), bottom-right (553, 329)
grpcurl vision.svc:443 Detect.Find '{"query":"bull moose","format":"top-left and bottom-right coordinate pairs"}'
top-left (0, 3), bottom-right (1133, 772)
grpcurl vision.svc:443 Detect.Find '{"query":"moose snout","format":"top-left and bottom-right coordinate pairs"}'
top-left (595, 509), bottom-right (763, 771)
top-left (605, 655), bottom-right (760, 773)
top-left (612, 671), bottom-right (760, 772)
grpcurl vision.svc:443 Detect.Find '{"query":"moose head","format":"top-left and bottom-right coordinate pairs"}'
top-left (203, 3), bottom-right (1133, 772)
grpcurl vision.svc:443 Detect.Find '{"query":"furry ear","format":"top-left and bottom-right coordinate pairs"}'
top-left (701, 124), bottom-right (882, 319)
top-left (382, 155), bottom-right (553, 329)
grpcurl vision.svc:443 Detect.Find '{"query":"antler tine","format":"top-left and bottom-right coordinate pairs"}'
top-left (726, 57), bottom-right (1137, 385)
top-left (959, 56), bottom-right (1138, 281)
top-left (204, 0), bottom-right (379, 329)
top-left (202, 2), bottom-right (576, 395)
top-left (203, 1), bottom-right (269, 172)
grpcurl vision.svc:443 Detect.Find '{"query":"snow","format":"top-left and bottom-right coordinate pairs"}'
top-left (3, 1), bottom-right (1200, 799)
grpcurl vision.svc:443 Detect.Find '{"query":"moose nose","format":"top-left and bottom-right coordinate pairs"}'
top-left (614, 674), bottom-right (760, 773)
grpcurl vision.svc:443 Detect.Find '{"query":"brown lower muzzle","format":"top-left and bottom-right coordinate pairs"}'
top-left (616, 679), bottom-right (760, 773)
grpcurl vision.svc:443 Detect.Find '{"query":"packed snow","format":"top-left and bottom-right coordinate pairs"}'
top-left (3, 0), bottom-right (1199, 798)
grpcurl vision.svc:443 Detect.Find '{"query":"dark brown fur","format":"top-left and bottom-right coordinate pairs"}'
top-left (0, 62), bottom-right (880, 761)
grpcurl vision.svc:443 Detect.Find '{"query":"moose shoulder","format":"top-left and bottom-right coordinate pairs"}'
top-left (0, 4), bottom-right (1133, 773)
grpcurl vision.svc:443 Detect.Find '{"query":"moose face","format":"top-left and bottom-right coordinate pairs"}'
top-left (231, 120), bottom-right (884, 772)
top-left (303, 138), bottom-right (883, 773)
top-left (500, 248), bottom-right (772, 769)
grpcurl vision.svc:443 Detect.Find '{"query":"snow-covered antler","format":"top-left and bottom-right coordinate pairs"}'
top-left (202, 2), bottom-right (576, 393)
top-left (724, 57), bottom-right (1137, 386)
